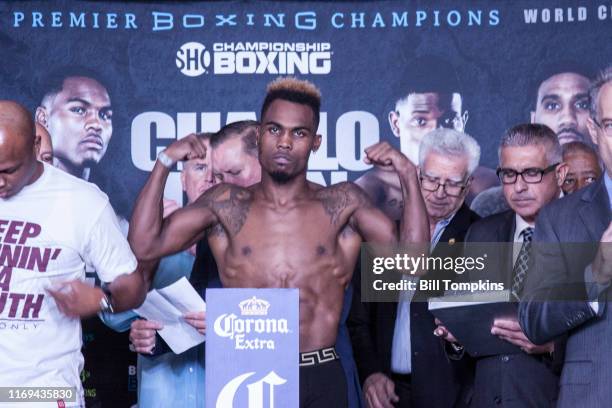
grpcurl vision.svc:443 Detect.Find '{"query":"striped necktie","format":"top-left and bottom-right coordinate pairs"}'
top-left (511, 227), bottom-right (534, 301)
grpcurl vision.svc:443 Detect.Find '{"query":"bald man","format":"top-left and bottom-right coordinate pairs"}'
top-left (0, 100), bottom-right (150, 406)
top-left (35, 122), bottom-right (54, 164)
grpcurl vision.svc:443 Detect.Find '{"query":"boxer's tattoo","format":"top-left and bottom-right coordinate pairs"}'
top-left (317, 182), bottom-right (373, 226)
top-left (317, 182), bottom-right (350, 225)
top-left (203, 184), bottom-right (252, 237)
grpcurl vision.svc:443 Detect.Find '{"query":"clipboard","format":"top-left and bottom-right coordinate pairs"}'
top-left (428, 291), bottom-right (520, 357)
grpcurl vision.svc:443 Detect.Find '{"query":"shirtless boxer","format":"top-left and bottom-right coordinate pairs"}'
top-left (129, 78), bottom-right (429, 407)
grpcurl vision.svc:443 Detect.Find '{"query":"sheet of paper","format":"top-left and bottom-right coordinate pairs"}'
top-left (135, 277), bottom-right (206, 354)
top-left (158, 277), bottom-right (207, 313)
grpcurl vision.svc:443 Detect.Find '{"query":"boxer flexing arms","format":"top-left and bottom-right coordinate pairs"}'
top-left (129, 78), bottom-right (429, 407)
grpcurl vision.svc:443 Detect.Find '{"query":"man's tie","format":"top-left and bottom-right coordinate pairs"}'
top-left (511, 227), bottom-right (534, 301)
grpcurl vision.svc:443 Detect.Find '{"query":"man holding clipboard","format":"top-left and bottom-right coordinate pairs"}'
top-left (435, 124), bottom-right (567, 408)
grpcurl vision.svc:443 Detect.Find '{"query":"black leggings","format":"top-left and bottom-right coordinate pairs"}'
top-left (300, 359), bottom-right (348, 408)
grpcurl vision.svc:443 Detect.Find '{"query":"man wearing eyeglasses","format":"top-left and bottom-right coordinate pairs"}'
top-left (471, 62), bottom-right (595, 218)
top-left (436, 123), bottom-right (568, 407)
top-left (350, 129), bottom-right (481, 408)
top-left (417, 130), bottom-right (480, 243)
top-left (519, 67), bottom-right (612, 408)
top-left (355, 55), bottom-right (497, 221)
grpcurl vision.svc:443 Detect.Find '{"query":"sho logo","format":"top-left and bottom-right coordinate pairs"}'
top-left (217, 371), bottom-right (287, 408)
top-left (176, 42), bottom-right (211, 77)
top-left (176, 41), bottom-right (332, 76)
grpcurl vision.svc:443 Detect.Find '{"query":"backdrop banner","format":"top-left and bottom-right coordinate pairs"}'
top-left (0, 0), bottom-right (609, 405)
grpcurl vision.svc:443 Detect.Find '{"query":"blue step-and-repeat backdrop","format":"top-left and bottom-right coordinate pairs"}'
top-left (0, 1), bottom-right (609, 405)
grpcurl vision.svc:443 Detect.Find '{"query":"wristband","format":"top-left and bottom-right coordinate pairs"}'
top-left (157, 150), bottom-right (175, 168)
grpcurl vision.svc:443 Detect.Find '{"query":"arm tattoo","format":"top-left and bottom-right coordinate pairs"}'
top-left (316, 182), bottom-right (372, 226)
top-left (202, 184), bottom-right (252, 236)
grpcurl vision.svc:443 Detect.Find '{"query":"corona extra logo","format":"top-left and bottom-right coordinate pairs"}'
top-left (239, 296), bottom-right (270, 316)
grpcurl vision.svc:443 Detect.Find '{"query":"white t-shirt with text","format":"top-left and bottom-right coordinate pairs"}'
top-left (0, 164), bottom-right (137, 407)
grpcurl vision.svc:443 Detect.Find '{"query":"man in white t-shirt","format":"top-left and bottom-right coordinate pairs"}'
top-left (0, 100), bottom-right (149, 407)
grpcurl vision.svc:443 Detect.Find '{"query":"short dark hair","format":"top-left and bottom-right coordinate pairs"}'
top-left (562, 140), bottom-right (599, 159)
top-left (210, 120), bottom-right (259, 157)
top-left (35, 66), bottom-right (110, 105)
top-left (528, 60), bottom-right (594, 113)
top-left (499, 123), bottom-right (561, 165)
top-left (394, 54), bottom-right (461, 101)
top-left (260, 77), bottom-right (321, 129)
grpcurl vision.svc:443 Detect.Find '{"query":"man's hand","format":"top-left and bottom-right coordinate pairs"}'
top-left (363, 372), bottom-right (399, 408)
top-left (47, 280), bottom-right (104, 318)
top-left (364, 142), bottom-right (416, 175)
top-left (183, 311), bottom-right (206, 335)
top-left (164, 133), bottom-right (208, 163)
top-left (592, 222), bottom-right (612, 285)
top-left (129, 319), bottom-right (163, 354)
top-left (491, 317), bottom-right (554, 354)
top-left (434, 318), bottom-right (458, 343)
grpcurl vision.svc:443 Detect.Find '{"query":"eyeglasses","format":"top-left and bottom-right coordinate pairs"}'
top-left (593, 118), bottom-right (612, 137)
top-left (496, 163), bottom-right (559, 185)
top-left (419, 171), bottom-right (468, 197)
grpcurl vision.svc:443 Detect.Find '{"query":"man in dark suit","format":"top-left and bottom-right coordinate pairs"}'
top-left (349, 128), bottom-right (481, 408)
top-left (519, 67), bottom-right (612, 408)
top-left (438, 123), bottom-right (569, 407)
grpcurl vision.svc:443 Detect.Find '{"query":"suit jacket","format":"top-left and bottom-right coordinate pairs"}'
top-left (348, 204), bottom-right (479, 408)
top-left (519, 177), bottom-right (611, 408)
top-left (464, 210), bottom-right (559, 408)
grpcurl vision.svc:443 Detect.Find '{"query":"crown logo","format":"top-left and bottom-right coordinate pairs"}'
top-left (239, 296), bottom-right (270, 316)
